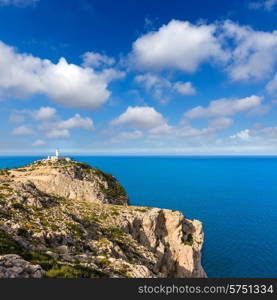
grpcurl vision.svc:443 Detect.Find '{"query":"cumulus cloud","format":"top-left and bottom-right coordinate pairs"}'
top-left (149, 123), bottom-right (173, 135)
top-left (266, 73), bottom-right (277, 94)
top-left (135, 73), bottom-right (195, 103)
top-left (222, 21), bottom-right (277, 81)
top-left (135, 74), bottom-right (170, 102)
top-left (82, 52), bottom-right (115, 68)
top-left (130, 20), bottom-right (228, 72)
top-left (185, 95), bottom-right (262, 119)
top-left (41, 113), bottom-right (93, 139)
top-left (33, 106), bottom-right (57, 121)
top-left (230, 129), bottom-right (252, 141)
top-left (177, 117), bottom-right (233, 137)
top-left (9, 106), bottom-right (94, 140)
top-left (258, 126), bottom-right (277, 139)
top-left (111, 106), bottom-right (170, 131)
top-left (56, 114), bottom-right (94, 130)
top-left (130, 19), bottom-right (277, 82)
top-left (110, 106), bottom-right (235, 141)
top-left (11, 125), bottom-right (34, 136)
top-left (227, 125), bottom-right (277, 146)
top-left (0, 41), bottom-right (124, 109)
top-left (108, 130), bottom-right (143, 144)
top-left (249, 0), bottom-right (277, 10)
top-left (39, 58), bottom-right (124, 109)
top-left (46, 129), bottom-right (70, 139)
top-left (173, 82), bottom-right (196, 95)
top-left (32, 139), bottom-right (45, 147)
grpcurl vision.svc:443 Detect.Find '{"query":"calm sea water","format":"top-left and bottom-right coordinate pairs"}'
top-left (1, 156), bottom-right (277, 278)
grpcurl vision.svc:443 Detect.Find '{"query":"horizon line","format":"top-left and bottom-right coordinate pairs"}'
top-left (1, 153), bottom-right (277, 157)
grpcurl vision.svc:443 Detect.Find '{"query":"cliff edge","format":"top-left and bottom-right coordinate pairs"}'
top-left (0, 159), bottom-right (206, 278)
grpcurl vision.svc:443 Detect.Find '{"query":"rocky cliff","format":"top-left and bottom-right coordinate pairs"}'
top-left (0, 159), bottom-right (206, 278)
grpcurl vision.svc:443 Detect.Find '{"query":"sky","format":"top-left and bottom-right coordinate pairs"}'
top-left (1, 0), bottom-right (277, 155)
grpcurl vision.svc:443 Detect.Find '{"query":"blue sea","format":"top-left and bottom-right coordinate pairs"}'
top-left (1, 156), bottom-right (277, 278)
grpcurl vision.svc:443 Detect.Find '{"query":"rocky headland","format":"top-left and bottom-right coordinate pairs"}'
top-left (0, 159), bottom-right (206, 278)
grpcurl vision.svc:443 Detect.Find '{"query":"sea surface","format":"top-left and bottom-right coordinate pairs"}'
top-left (1, 156), bottom-right (277, 278)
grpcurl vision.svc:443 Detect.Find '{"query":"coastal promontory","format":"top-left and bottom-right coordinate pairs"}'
top-left (0, 159), bottom-right (206, 278)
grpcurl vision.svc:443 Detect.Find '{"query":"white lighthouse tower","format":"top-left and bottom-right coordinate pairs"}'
top-left (46, 149), bottom-right (71, 162)
top-left (55, 148), bottom-right (60, 158)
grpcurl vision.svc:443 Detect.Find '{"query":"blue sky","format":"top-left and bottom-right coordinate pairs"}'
top-left (1, 0), bottom-right (277, 155)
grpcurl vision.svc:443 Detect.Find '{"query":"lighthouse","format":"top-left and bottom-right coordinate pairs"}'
top-left (46, 149), bottom-right (71, 162)
top-left (55, 148), bottom-right (60, 158)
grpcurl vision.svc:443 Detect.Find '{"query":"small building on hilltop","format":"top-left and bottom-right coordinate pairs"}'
top-left (47, 149), bottom-right (71, 162)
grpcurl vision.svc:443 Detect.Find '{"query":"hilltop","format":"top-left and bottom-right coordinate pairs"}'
top-left (0, 159), bottom-right (206, 278)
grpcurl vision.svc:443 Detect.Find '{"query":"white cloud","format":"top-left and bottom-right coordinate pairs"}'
top-left (11, 125), bottom-right (34, 136)
top-left (0, 41), bottom-right (124, 109)
top-left (12, 107), bottom-right (94, 140)
top-left (32, 139), bottom-right (45, 147)
top-left (130, 20), bottom-right (228, 72)
top-left (230, 129), bottom-right (252, 141)
top-left (33, 106), bottom-right (57, 121)
top-left (108, 130), bottom-right (143, 144)
top-left (135, 73), bottom-right (171, 102)
top-left (40, 114), bottom-right (93, 139)
top-left (228, 124), bottom-right (277, 145)
top-left (225, 125), bottom-right (277, 147)
top-left (82, 52), bottom-right (115, 68)
top-left (258, 126), bottom-right (277, 138)
top-left (149, 123), bottom-right (173, 135)
top-left (98, 68), bottom-right (125, 82)
top-left (39, 58), bottom-right (124, 109)
top-left (185, 95), bottom-right (262, 119)
top-left (266, 73), bottom-right (277, 94)
top-left (46, 129), bottom-right (70, 139)
top-left (110, 106), bottom-right (234, 141)
top-left (208, 117), bottom-right (234, 131)
top-left (0, 0), bottom-right (38, 6)
top-left (56, 114), bottom-right (94, 130)
top-left (249, 0), bottom-right (277, 11)
top-left (135, 73), bottom-right (196, 103)
top-left (173, 82), bottom-right (196, 95)
top-left (111, 106), bottom-right (169, 130)
top-left (177, 117), bottom-right (233, 137)
top-left (130, 19), bottom-right (277, 82)
top-left (222, 21), bottom-right (277, 81)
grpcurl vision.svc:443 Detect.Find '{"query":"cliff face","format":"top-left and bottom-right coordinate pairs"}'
top-left (0, 159), bottom-right (206, 278)
top-left (8, 159), bottom-right (128, 206)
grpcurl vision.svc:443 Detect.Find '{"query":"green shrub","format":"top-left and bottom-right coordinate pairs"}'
top-left (0, 210), bottom-right (12, 219)
top-left (184, 233), bottom-right (194, 246)
top-left (0, 169), bottom-right (10, 176)
top-left (44, 265), bottom-right (108, 278)
top-left (135, 208), bottom-right (149, 213)
top-left (0, 229), bottom-right (23, 255)
top-left (12, 203), bottom-right (25, 210)
top-left (68, 223), bottom-right (84, 238)
top-left (84, 215), bottom-right (100, 223)
top-left (16, 168), bottom-right (27, 172)
top-left (22, 251), bottom-right (56, 271)
top-left (76, 162), bottom-right (91, 170)
top-left (17, 228), bottom-right (29, 238)
top-left (104, 227), bottom-right (124, 238)
top-left (50, 224), bottom-right (59, 231)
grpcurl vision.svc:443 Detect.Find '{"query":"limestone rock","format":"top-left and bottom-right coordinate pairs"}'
top-left (0, 159), bottom-right (206, 278)
top-left (9, 159), bottom-right (128, 206)
top-left (0, 255), bottom-right (43, 278)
